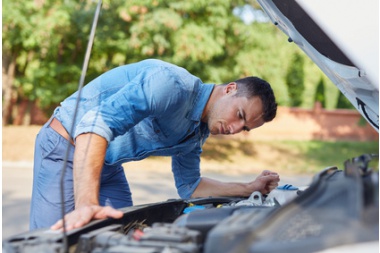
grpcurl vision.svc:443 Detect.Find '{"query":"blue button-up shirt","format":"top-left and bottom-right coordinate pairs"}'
top-left (54, 59), bottom-right (214, 198)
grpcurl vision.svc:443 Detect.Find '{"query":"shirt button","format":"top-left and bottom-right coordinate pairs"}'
top-left (155, 130), bottom-right (160, 133)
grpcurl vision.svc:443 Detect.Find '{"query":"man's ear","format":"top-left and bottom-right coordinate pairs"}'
top-left (224, 82), bottom-right (237, 94)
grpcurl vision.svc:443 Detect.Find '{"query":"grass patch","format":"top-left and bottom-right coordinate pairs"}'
top-left (134, 139), bottom-right (378, 176)
top-left (201, 138), bottom-right (379, 175)
top-left (270, 140), bottom-right (379, 173)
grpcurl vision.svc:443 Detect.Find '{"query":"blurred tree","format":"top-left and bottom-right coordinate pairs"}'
top-left (314, 77), bottom-right (326, 108)
top-left (285, 52), bottom-right (305, 107)
top-left (119, 0), bottom-right (247, 82)
top-left (336, 91), bottom-right (355, 109)
top-left (2, 0), bottom-right (93, 124)
top-left (2, 0), bottom-right (332, 125)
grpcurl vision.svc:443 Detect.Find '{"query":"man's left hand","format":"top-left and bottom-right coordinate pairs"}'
top-left (249, 170), bottom-right (280, 195)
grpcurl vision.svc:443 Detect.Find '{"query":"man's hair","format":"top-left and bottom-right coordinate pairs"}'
top-left (233, 76), bottom-right (277, 122)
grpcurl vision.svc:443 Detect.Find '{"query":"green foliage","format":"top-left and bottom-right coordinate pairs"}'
top-left (285, 52), bottom-right (305, 107)
top-left (336, 92), bottom-right (355, 109)
top-left (3, 0), bottom-right (338, 120)
top-left (3, 0), bottom-right (96, 109)
top-left (314, 77), bottom-right (326, 108)
top-left (302, 60), bottom-right (338, 109)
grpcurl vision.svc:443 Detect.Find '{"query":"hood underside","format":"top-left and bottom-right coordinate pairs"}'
top-left (257, 0), bottom-right (379, 131)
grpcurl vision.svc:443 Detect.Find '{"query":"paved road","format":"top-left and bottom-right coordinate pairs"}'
top-left (2, 161), bottom-right (312, 240)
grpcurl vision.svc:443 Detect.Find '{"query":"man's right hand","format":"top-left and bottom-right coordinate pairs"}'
top-left (51, 133), bottom-right (124, 231)
top-left (50, 205), bottom-right (123, 231)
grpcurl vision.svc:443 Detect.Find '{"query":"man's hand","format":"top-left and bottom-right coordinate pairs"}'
top-left (51, 133), bottom-right (124, 231)
top-left (50, 205), bottom-right (123, 231)
top-left (248, 170), bottom-right (280, 195)
top-left (192, 170), bottom-right (280, 198)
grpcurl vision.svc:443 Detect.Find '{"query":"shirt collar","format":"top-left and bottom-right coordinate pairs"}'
top-left (186, 83), bottom-right (214, 122)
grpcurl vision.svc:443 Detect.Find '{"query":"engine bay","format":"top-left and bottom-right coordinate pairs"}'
top-left (3, 154), bottom-right (378, 253)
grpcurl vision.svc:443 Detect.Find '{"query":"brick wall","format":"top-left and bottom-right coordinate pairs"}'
top-left (246, 103), bottom-right (379, 141)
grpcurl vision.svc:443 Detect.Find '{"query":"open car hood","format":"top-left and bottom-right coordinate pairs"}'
top-left (257, 0), bottom-right (379, 131)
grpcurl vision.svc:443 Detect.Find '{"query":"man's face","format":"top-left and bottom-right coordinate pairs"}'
top-left (207, 85), bottom-right (265, 135)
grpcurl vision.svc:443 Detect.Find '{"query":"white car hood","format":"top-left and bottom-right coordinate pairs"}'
top-left (257, 0), bottom-right (379, 131)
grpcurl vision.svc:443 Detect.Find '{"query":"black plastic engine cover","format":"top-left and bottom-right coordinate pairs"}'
top-left (204, 161), bottom-right (379, 253)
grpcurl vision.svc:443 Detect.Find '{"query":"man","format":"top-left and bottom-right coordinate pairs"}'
top-left (30, 59), bottom-right (279, 231)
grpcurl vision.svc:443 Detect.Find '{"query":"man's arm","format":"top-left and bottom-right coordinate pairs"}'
top-left (191, 170), bottom-right (280, 198)
top-left (51, 133), bottom-right (123, 231)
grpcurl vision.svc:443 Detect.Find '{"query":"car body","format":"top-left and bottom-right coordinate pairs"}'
top-left (3, 0), bottom-right (378, 252)
top-left (258, 0), bottom-right (378, 131)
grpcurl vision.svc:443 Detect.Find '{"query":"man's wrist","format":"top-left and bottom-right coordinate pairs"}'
top-left (75, 199), bottom-right (99, 209)
top-left (242, 182), bottom-right (255, 196)
top-left (246, 180), bottom-right (261, 196)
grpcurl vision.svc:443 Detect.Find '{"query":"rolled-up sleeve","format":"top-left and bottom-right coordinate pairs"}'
top-left (171, 148), bottom-right (202, 199)
top-left (74, 81), bottom-right (149, 142)
top-left (74, 69), bottom-right (183, 142)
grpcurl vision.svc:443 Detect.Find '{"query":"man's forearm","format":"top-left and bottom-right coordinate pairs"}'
top-left (191, 177), bottom-right (252, 198)
top-left (73, 133), bottom-right (107, 208)
top-left (192, 171), bottom-right (280, 199)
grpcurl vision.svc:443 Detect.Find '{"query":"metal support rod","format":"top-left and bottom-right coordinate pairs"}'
top-left (60, 1), bottom-right (103, 252)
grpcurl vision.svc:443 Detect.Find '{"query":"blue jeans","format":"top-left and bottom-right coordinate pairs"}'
top-left (29, 119), bottom-right (133, 230)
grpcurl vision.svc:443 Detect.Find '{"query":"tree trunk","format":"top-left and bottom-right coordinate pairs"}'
top-left (2, 52), bottom-right (17, 126)
top-left (13, 98), bottom-right (31, 125)
top-left (31, 101), bottom-right (49, 125)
